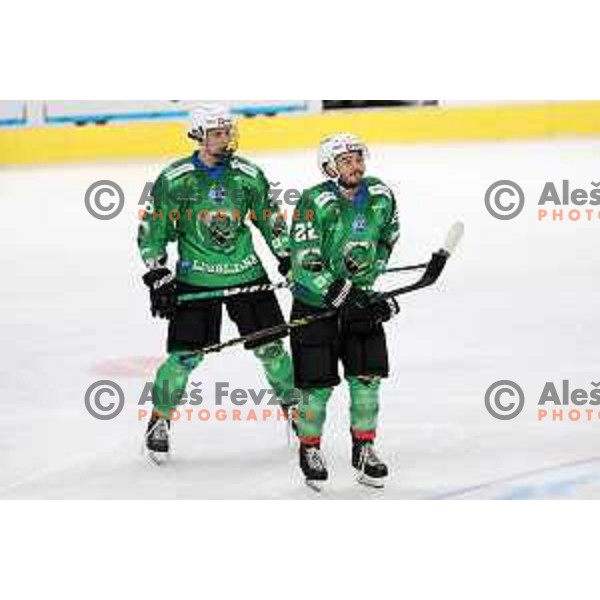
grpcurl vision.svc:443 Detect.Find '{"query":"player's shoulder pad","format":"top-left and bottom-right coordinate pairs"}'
top-left (161, 156), bottom-right (195, 183)
top-left (304, 182), bottom-right (338, 212)
top-left (229, 155), bottom-right (263, 180)
top-left (364, 176), bottom-right (394, 200)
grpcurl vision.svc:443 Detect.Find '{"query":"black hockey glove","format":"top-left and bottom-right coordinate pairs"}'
top-left (142, 268), bottom-right (177, 320)
top-left (369, 293), bottom-right (401, 326)
top-left (327, 280), bottom-right (400, 335)
top-left (345, 294), bottom-right (400, 335)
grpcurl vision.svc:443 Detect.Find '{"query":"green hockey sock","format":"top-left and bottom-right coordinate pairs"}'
top-left (253, 341), bottom-right (299, 408)
top-left (152, 352), bottom-right (203, 417)
top-left (296, 386), bottom-right (334, 441)
top-left (348, 376), bottom-right (381, 437)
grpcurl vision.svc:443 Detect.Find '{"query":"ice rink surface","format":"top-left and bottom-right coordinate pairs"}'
top-left (2, 138), bottom-right (600, 499)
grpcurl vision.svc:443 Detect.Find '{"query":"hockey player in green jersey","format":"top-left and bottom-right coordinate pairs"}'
top-left (290, 133), bottom-right (400, 489)
top-left (138, 104), bottom-right (297, 460)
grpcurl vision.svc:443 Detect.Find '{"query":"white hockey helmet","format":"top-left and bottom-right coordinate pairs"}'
top-left (318, 133), bottom-right (369, 179)
top-left (188, 104), bottom-right (236, 143)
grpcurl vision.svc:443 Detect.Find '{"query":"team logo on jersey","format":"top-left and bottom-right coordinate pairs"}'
top-left (343, 242), bottom-right (374, 276)
top-left (209, 184), bottom-right (227, 204)
top-left (352, 214), bottom-right (367, 234)
top-left (298, 249), bottom-right (324, 273)
top-left (204, 211), bottom-right (241, 252)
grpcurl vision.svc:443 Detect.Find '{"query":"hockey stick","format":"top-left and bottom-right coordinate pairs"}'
top-left (195, 221), bottom-right (464, 356)
top-left (380, 221), bottom-right (464, 301)
top-left (177, 280), bottom-right (290, 304)
top-left (384, 262), bottom-right (428, 274)
top-left (177, 263), bottom-right (428, 304)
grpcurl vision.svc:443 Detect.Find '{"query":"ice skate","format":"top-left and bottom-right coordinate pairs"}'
top-left (352, 440), bottom-right (388, 488)
top-left (299, 443), bottom-right (328, 491)
top-left (145, 415), bottom-right (171, 465)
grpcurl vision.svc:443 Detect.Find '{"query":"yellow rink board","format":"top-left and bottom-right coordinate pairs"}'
top-left (1, 102), bottom-right (600, 165)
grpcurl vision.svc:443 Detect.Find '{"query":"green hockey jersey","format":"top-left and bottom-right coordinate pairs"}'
top-left (291, 177), bottom-right (399, 307)
top-left (138, 152), bottom-right (290, 287)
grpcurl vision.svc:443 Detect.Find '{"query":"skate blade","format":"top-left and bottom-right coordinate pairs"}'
top-left (146, 450), bottom-right (170, 466)
top-left (305, 478), bottom-right (326, 493)
top-left (356, 472), bottom-right (386, 489)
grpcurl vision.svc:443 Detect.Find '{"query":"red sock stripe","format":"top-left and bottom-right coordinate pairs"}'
top-left (352, 429), bottom-right (376, 442)
top-left (299, 436), bottom-right (321, 447)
